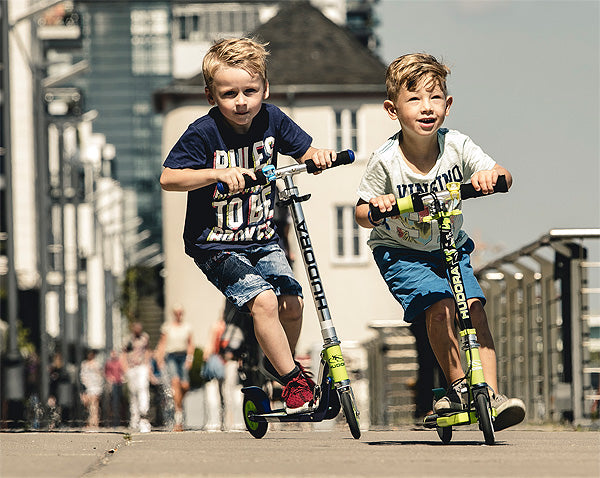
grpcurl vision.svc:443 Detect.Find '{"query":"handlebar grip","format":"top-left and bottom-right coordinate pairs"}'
top-left (305, 149), bottom-right (355, 174)
top-left (460, 175), bottom-right (508, 200)
top-left (216, 169), bottom-right (270, 194)
top-left (369, 202), bottom-right (400, 222)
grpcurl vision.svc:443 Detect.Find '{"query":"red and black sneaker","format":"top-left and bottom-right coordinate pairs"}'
top-left (282, 372), bottom-right (314, 414)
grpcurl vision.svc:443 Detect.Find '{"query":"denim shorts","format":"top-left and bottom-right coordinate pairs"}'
top-left (166, 352), bottom-right (189, 383)
top-left (373, 238), bottom-right (485, 323)
top-left (194, 243), bottom-right (302, 310)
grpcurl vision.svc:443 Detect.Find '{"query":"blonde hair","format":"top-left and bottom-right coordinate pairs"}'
top-left (386, 53), bottom-right (451, 101)
top-left (202, 38), bottom-right (269, 93)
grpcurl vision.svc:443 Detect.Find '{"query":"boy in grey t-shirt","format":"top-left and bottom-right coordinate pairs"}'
top-left (355, 53), bottom-right (525, 431)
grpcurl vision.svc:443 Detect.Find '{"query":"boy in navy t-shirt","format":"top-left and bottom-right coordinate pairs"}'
top-left (161, 38), bottom-right (337, 413)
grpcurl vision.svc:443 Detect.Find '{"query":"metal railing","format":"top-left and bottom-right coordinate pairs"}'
top-left (476, 229), bottom-right (600, 425)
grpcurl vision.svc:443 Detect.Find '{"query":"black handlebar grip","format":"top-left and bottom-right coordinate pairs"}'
top-left (305, 149), bottom-right (355, 174)
top-left (216, 169), bottom-right (269, 194)
top-left (369, 203), bottom-right (400, 222)
top-left (460, 175), bottom-right (508, 200)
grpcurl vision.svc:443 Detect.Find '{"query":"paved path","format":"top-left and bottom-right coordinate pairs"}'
top-left (1, 426), bottom-right (598, 477)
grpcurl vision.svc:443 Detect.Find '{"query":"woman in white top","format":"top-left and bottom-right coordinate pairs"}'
top-left (156, 305), bottom-right (194, 431)
top-left (80, 349), bottom-right (104, 429)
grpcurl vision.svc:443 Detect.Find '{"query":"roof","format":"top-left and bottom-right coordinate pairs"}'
top-left (252, 1), bottom-right (387, 89)
top-left (154, 0), bottom-right (388, 111)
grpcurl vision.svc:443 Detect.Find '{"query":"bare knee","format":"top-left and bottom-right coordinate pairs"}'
top-left (248, 290), bottom-right (279, 320)
top-left (278, 295), bottom-right (303, 323)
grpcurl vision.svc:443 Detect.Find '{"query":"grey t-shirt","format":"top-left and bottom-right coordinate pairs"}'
top-left (357, 128), bottom-right (496, 252)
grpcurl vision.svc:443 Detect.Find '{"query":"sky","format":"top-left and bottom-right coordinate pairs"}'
top-left (374, 0), bottom-right (599, 264)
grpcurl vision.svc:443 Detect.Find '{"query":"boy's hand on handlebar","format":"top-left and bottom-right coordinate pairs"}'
top-left (304, 148), bottom-right (337, 174)
top-left (470, 170), bottom-right (500, 195)
top-left (370, 194), bottom-right (399, 217)
top-left (217, 167), bottom-right (256, 194)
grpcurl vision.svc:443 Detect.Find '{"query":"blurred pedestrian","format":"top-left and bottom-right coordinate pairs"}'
top-left (79, 349), bottom-right (103, 429)
top-left (104, 349), bottom-right (124, 427)
top-left (48, 351), bottom-right (69, 426)
top-left (122, 322), bottom-right (151, 433)
top-left (156, 305), bottom-right (194, 431)
top-left (202, 315), bottom-right (226, 431)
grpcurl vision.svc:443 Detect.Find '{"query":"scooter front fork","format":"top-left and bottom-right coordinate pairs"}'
top-left (460, 328), bottom-right (485, 388)
top-left (460, 328), bottom-right (493, 408)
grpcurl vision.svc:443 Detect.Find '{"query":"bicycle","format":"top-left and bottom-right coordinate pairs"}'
top-left (369, 176), bottom-right (508, 445)
top-left (217, 150), bottom-right (361, 439)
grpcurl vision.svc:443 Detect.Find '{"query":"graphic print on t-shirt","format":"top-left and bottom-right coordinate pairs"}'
top-left (207, 136), bottom-right (277, 243)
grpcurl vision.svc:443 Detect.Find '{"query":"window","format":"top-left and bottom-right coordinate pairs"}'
top-left (173, 6), bottom-right (261, 42)
top-left (333, 205), bottom-right (368, 264)
top-left (131, 9), bottom-right (170, 76)
top-left (334, 109), bottom-right (358, 152)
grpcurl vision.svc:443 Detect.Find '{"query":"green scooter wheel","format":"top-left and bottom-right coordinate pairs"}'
top-left (243, 396), bottom-right (268, 439)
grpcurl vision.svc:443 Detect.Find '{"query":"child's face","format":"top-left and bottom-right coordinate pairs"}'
top-left (384, 76), bottom-right (452, 138)
top-left (205, 66), bottom-right (269, 134)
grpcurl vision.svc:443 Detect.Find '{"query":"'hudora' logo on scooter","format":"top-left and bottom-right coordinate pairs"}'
top-left (329, 354), bottom-right (345, 368)
top-left (450, 265), bottom-right (469, 320)
top-left (297, 220), bottom-right (328, 311)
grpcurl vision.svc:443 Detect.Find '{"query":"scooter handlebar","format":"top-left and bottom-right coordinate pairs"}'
top-left (217, 150), bottom-right (355, 194)
top-left (369, 175), bottom-right (508, 222)
top-left (304, 149), bottom-right (355, 174)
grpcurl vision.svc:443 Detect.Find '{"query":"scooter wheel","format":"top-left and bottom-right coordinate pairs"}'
top-left (437, 425), bottom-right (452, 444)
top-left (339, 390), bottom-right (361, 439)
top-left (243, 396), bottom-right (268, 439)
top-left (475, 393), bottom-right (495, 445)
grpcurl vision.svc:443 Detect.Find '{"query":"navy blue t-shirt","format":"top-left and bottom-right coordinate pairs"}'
top-left (163, 103), bottom-right (312, 259)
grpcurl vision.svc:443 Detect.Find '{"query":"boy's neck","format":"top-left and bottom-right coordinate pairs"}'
top-left (398, 130), bottom-right (440, 175)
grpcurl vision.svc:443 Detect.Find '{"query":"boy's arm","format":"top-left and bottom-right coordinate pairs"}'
top-left (160, 166), bottom-right (257, 193)
top-left (470, 164), bottom-right (513, 194)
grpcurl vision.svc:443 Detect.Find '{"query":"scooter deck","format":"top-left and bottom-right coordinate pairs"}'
top-left (423, 411), bottom-right (478, 428)
top-left (248, 407), bottom-right (320, 422)
top-left (424, 407), bottom-right (498, 429)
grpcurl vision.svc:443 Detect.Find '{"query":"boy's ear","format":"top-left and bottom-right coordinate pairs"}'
top-left (263, 80), bottom-right (270, 100)
top-left (383, 100), bottom-right (398, 120)
top-left (445, 95), bottom-right (453, 116)
top-left (205, 87), bottom-right (215, 105)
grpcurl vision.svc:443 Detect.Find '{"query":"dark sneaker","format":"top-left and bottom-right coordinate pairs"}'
top-left (491, 394), bottom-right (526, 431)
top-left (434, 380), bottom-right (467, 415)
top-left (282, 373), bottom-right (314, 414)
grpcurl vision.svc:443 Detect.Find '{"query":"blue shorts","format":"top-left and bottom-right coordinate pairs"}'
top-left (373, 238), bottom-right (485, 323)
top-left (194, 243), bottom-right (303, 311)
top-left (166, 352), bottom-right (190, 383)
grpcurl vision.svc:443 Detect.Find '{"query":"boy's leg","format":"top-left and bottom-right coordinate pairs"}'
top-left (277, 294), bottom-right (304, 354)
top-left (248, 289), bottom-right (296, 376)
top-left (425, 298), bottom-right (464, 385)
top-left (468, 298), bottom-right (498, 393)
top-left (469, 298), bottom-right (526, 430)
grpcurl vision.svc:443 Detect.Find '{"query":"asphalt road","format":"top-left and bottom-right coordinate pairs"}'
top-left (1, 426), bottom-right (598, 478)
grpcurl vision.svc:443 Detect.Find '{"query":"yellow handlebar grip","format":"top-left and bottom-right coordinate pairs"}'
top-left (396, 196), bottom-right (415, 214)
